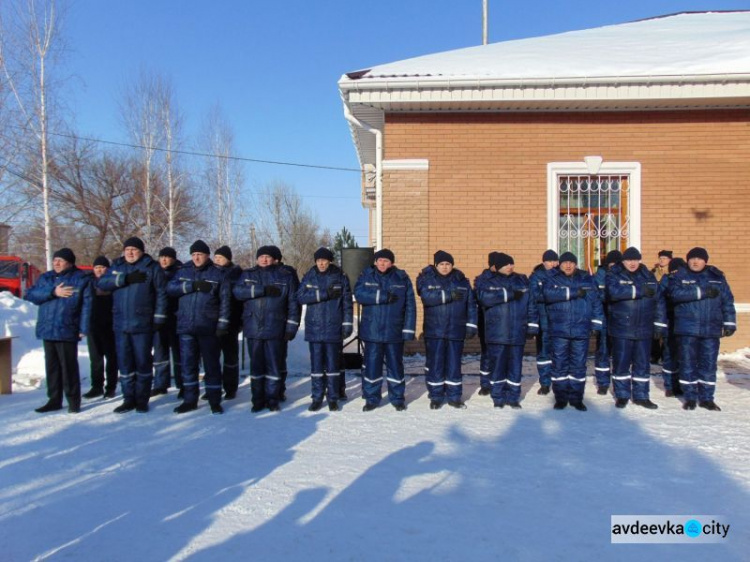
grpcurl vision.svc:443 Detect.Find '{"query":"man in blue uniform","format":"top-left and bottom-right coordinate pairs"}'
top-left (354, 249), bottom-right (416, 411)
top-left (297, 247), bottom-right (353, 411)
top-left (98, 237), bottom-right (167, 414)
top-left (152, 247), bottom-right (182, 396)
top-left (667, 247), bottom-right (736, 411)
top-left (233, 245), bottom-right (300, 412)
top-left (213, 245), bottom-right (243, 400)
top-left (529, 249), bottom-right (559, 395)
top-left (26, 248), bottom-right (92, 414)
top-left (168, 240), bottom-right (231, 415)
top-left (605, 247), bottom-right (667, 409)
top-left (417, 250), bottom-right (478, 409)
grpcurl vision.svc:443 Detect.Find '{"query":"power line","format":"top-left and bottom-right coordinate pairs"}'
top-left (13, 126), bottom-right (363, 173)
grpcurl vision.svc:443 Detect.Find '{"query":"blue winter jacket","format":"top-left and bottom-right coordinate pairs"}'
top-left (166, 260), bottom-right (231, 336)
top-left (354, 265), bottom-right (416, 344)
top-left (297, 264), bottom-right (354, 343)
top-left (529, 264), bottom-right (553, 330)
top-left (475, 271), bottom-right (539, 345)
top-left (161, 260), bottom-right (183, 328)
top-left (417, 266), bottom-right (478, 341)
top-left (666, 266), bottom-right (736, 338)
top-left (25, 266), bottom-right (92, 342)
top-left (605, 263), bottom-right (667, 340)
top-left (97, 254), bottom-right (167, 334)
top-left (233, 263), bottom-right (301, 340)
top-left (217, 263), bottom-right (243, 332)
top-left (542, 267), bottom-right (604, 339)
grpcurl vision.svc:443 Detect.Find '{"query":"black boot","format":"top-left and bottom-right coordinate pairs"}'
top-left (633, 399), bottom-right (658, 410)
top-left (699, 400), bottom-right (722, 411)
top-left (200, 393), bottom-right (208, 401)
top-left (430, 400), bottom-right (443, 410)
top-left (224, 391), bottom-right (237, 400)
top-left (393, 403), bottom-right (407, 412)
top-left (537, 385), bottom-right (550, 395)
top-left (507, 402), bottom-right (522, 409)
top-left (570, 402), bottom-right (588, 411)
top-left (267, 403), bottom-right (281, 412)
top-left (339, 391), bottom-right (348, 401)
top-left (35, 401), bottom-right (63, 413)
top-left (251, 403), bottom-right (265, 413)
top-left (103, 389), bottom-right (117, 399)
top-left (362, 403), bottom-right (378, 412)
top-left (177, 389), bottom-right (184, 400)
top-left (615, 398), bottom-right (629, 409)
top-left (210, 403), bottom-right (224, 415)
top-left (328, 401), bottom-right (339, 412)
top-left (665, 389), bottom-right (674, 397)
top-left (113, 401), bottom-right (136, 414)
top-left (448, 401), bottom-right (467, 409)
top-left (150, 388), bottom-right (168, 397)
top-left (493, 402), bottom-right (504, 409)
top-left (308, 401), bottom-right (323, 412)
top-left (174, 402), bottom-right (198, 414)
top-left (83, 388), bottom-right (103, 399)
top-left (553, 401), bottom-right (567, 410)
top-left (682, 400), bottom-right (697, 411)
top-left (67, 403), bottom-right (81, 414)
top-left (597, 386), bottom-right (609, 396)
top-left (478, 387), bottom-right (491, 396)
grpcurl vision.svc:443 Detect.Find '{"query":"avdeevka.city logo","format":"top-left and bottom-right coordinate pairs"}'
top-left (610, 515), bottom-right (730, 544)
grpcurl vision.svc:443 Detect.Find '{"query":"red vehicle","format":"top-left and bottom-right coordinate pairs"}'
top-left (0, 256), bottom-right (41, 298)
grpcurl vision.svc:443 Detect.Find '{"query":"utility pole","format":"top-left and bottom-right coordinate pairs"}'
top-left (482, 0), bottom-right (489, 45)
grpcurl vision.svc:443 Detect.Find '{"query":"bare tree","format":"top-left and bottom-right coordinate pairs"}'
top-left (158, 78), bottom-right (184, 247)
top-left (0, 0), bottom-right (66, 269)
top-left (199, 104), bottom-right (244, 248)
top-left (252, 181), bottom-right (328, 274)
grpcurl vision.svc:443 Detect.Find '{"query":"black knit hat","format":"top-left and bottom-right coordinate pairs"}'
top-left (314, 247), bottom-right (335, 262)
top-left (123, 237), bottom-right (145, 252)
top-left (605, 250), bottom-right (623, 266)
top-left (53, 248), bottom-right (76, 265)
top-left (492, 252), bottom-right (514, 270)
top-left (373, 249), bottom-right (395, 263)
top-left (559, 252), bottom-right (578, 265)
top-left (669, 258), bottom-right (686, 273)
top-left (542, 249), bottom-right (559, 262)
top-left (622, 247), bottom-right (642, 261)
top-left (256, 245), bottom-right (279, 260)
top-left (189, 240), bottom-right (210, 255)
top-left (488, 251), bottom-right (500, 267)
top-left (433, 250), bottom-right (454, 266)
top-left (215, 245), bottom-right (232, 261)
top-left (686, 247), bottom-right (709, 262)
top-left (158, 247), bottom-right (177, 259)
top-left (658, 250), bottom-right (673, 259)
top-left (93, 256), bottom-right (110, 268)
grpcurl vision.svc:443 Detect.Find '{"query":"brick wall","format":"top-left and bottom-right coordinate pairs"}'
top-left (378, 110), bottom-right (750, 351)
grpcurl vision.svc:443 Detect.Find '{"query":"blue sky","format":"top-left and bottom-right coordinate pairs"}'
top-left (61, 1), bottom-right (749, 245)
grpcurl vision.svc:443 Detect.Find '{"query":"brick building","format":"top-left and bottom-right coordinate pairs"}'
top-left (339, 12), bottom-right (750, 351)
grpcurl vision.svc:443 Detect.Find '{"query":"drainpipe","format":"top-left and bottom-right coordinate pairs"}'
top-left (343, 103), bottom-right (383, 249)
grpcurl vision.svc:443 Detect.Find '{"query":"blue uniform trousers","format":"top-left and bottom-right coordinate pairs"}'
top-left (180, 334), bottom-right (222, 406)
top-left (362, 341), bottom-right (405, 406)
top-left (309, 342), bottom-right (341, 402)
top-left (661, 332), bottom-right (680, 392)
top-left (594, 332), bottom-right (611, 388)
top-left (153, 327), bottom-right (182, 391)
top-left (679, 336), bottom-right (720, 402)
top-left (219, 331), bottom-right (240, 395)
top-left (550, 337), bottom-right (588, 404)
top-left (116, 331), bottom-right (154, 407)
top-left (535, 329), bottom-right (552, 387)
top-left (611, 338), bottom-right (652, 400)
top-left (248, 338), bottom-right (284, 408)
top-left (424, 338), bottom-right (464, 402)
top-left (488, 343), bottom-right (524, 405)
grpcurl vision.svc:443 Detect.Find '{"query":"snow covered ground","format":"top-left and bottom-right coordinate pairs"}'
top-left (2, 293), bottom-right (749, 561)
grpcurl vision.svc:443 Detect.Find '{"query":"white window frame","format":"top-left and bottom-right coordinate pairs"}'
top-left (547, 161), bottom-right (641, 252)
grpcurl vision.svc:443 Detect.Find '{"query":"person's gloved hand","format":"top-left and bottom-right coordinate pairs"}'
top-left (706, 286), bottom-right (720, 299)
top-left (722, 327), bottom-right (736, 337)
top-left (465, 326), bottom-right (477, 339)
top-left (327, 286), bottom-right (342, 299)
top-left (643, 286), bottom-right (656, 298)
top-left (285, 330), bottom-right (296, 341)
top-left (193, 280), bottom-right (213, 293)
top-left (342, 324), bottom-right (353, 339)
top-left (154, 320), bottom-right (166, 330)
top-left (513, 290), bottom-right (525, 300)
top-left (264, 285), bottom-right (282, 297)
top-left (403, 331), bottom-right (415, 341)
top-left (125, 271), bottom-right (147, 284)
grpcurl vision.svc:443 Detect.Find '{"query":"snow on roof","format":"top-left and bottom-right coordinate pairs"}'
top-left (342, 12), bottom-right (750, 84)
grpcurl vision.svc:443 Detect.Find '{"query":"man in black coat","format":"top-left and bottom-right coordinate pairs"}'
top-left (83, 256), bottom-right (119, 399)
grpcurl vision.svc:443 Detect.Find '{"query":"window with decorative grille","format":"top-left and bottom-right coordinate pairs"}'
top-left (557, 174), bottom-right (630, 273)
